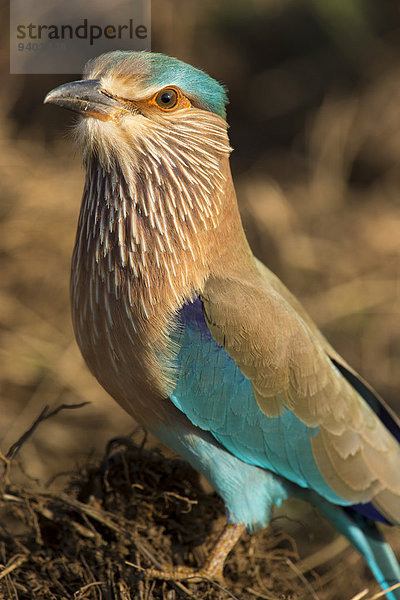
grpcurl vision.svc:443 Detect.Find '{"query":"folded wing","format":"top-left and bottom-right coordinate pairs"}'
top-left (199, 261), bottom-right (400, 524)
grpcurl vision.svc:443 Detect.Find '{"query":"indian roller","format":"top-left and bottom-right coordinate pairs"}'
top-left (45, 51), bottom-right (400, 597)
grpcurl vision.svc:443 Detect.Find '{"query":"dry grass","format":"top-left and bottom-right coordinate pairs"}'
top-left (1, 0), bottom-right (400, 598)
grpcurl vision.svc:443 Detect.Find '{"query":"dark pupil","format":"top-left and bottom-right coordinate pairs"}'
top-left (161, 91), bottom-right (172, 104)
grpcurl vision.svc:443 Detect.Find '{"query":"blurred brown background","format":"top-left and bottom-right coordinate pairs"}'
top-left (1, 0), bottom-right (400, 498)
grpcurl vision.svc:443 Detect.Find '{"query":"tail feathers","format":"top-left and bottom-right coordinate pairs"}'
top-left (360, 526), bottom-right (400, 599)
top-left (298, 489), bottom-right (400, 599)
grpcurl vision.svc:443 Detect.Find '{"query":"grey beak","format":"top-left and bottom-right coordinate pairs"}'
top-left (44, 79), bottom-right (125, 119)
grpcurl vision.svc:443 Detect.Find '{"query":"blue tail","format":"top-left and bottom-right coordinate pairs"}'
top-left (297, 489), bottom-right (400, 599)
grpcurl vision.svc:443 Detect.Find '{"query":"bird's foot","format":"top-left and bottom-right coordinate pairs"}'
top-left (146, 522), bottom-right (245, 582)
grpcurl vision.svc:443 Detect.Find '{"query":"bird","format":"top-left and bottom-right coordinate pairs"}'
top-left (44, 50), bottom-right (400, 598)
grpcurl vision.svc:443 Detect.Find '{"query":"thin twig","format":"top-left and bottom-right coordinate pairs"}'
top-left (5, 402), bottom-right (90, 462)
top-left (286, 558), bottom-right (320, 600)
top-left (369, 582), bottom-right (400, 600)
top-left (0, 555), bottom-right (28, 581)
top-left (286, 535), bottom-right (349, 577)
top-left (246, 587), bottom-right (278, 600)
top-left (73, 580), bottom-right (105, 599)
top-left (349, 590), bottom-right (369, 600)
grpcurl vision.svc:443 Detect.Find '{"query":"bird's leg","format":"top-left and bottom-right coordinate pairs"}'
top-left (201, 522), bottom-right (246, 580)
top-left (146, 522), bottom-right (246, 582)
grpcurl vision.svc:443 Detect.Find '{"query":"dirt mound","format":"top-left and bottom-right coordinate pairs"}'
top-left (0, 418), bottom-right (389, 600)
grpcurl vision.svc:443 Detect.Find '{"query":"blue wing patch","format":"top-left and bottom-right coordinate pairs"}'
top-left (169, 298), bottom-right (391, 524)
top-left (170, 299), bottom-right (348, 506)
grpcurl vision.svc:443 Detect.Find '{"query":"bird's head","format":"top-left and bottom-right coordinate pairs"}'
top-left (45, 52), bottom-right (237, 314)
top-left (44, 51), bottom-right (231, 174)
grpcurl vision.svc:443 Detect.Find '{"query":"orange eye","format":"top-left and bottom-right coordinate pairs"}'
top-left (154, 88), bottom-right (179, 110)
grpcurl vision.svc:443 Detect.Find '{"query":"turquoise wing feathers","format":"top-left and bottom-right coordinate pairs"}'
top-left (170, 298), bottom-right (348, 507)
top-left (168, 270), bottom-right (400, 526)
